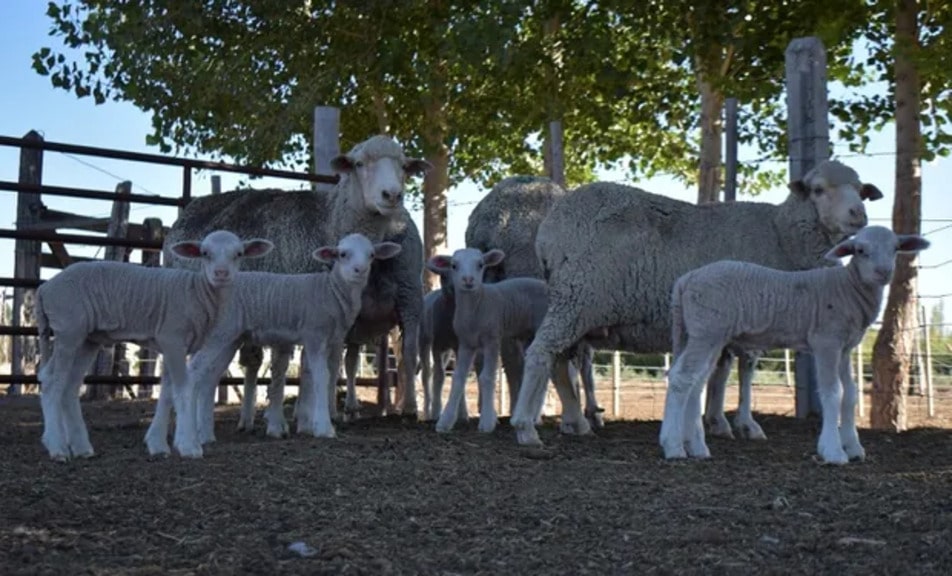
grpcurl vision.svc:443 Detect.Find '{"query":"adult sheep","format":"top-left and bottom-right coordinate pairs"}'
top-left (162, 134), bottom-right (431, 438)
top-left (509, 160), bottom-right (884, 446)
top-left (464, 176), bottom-right (604, 428)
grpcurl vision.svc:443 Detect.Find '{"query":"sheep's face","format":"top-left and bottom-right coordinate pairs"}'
top-left (314, 233), bottom-right (402, 285)
top-left (170, 230), bottom-right (274, 288)
top-left (790, 160), bottom-right (884, 239)
top-left (426, 248), bottom-right (505, 293)
top-left (825, 225), bottom-right (930, 286)
top-left (331, 136), bottom-right (431, 217)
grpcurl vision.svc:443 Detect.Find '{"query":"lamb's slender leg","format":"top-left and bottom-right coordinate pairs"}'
top-left (296, 352), bottom-right (315, 434)
top-left (660, 342), bottom-right (720, 459)
top-left (264, 344), bottom-right (293, 438)
top-left (191, 342), bottom-right (241, 446)
top-left (429, 347), bottom-right (444, 421)
top-left (812, 345), bottom-right (848, 464)
top-left (40, 342), bottom-right (72, 461)
top-left (499, 337), bottom-right (524, 415)
top-left (703, 349), bottom-right (734, 439)
top-left (838, 349), bottom-right (865, 461)
top-left (145, 371), bottom-right (175, 455)
top-left (62, 342), bottom-right (100, 458)
top-left (579, 344), bottom-right (605, 429)
top-left (477, 343), bottom-right (500, 433)
top-left (305, 343), bottom-right (336, 439)
top-left (436, 345), bottom-right (476, 433)
top-left (343, 343), bottom-right (362, 420)
top-left (236, 343), bottom-right (262, 432)
top-left (420, 340), bottom-right (432, 420)
top-left (552, 356), bottom-right (591, 436)
top-left (159, 342), bottom-right (202, 459)
top-left (683, 366), bottom-right (712, 459)
top-left (733, 352), bottom-right (767, 440)
top-left (326, 343), bottom-right (343, 422)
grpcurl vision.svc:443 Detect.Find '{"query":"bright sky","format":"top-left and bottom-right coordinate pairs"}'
top-left (0, 3), bottom-right (949, 326)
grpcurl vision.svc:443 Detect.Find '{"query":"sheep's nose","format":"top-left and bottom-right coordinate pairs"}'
top-left (849, 206), bottom-right (867, 223)
top-left (214, 269), bottom-right (230, 279)
top-left (461, 275), bottom-right (474, 286)
top-left (382, 189), bottom-right (403, 204)
top-left (353, 266), bottom-right (365, 275)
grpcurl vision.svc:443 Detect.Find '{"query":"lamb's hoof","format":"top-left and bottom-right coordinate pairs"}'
top-left (236, 420), bottom-right (255, 433)
top-left (477, 419), bottom-right (498, 434)
top-left (660, 442), bottom-right (688, 460)
top-left (560, 418), bottom-right (593, 436)
top-left (817, 447), bottom-right (849, 465)
top-left (70, 446), bottom-right (95, 459)
top-left (515, 428), bottom-right (543, 447)
top-left (705, 416), bottom-right (735, 439)
top-left (145, 435), bottom-right (171, 457)
top-left (735, 420), bottom-right (767, 441)
top-left (435, 421), bottom-right (454, 434)
top-left (342, 406), bottom-right (361, 424)
top-left (585, 409), bottom-right (606, 430)
top-left (844, 443), bottom-right (866, 462)
top-left (265, 419), bottom-right (290, 439)
top-left (685, 443), bottom-right (711, 459)
top-left (308, 426), bottom-right (337, 439)
top-left (175, 442), bottom-right (204, 459)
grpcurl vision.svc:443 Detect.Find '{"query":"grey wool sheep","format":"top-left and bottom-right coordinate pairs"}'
top-left (510, 160), bottom-right (885, 446)
top-left (465, 175), bottom-right (604, 428)
top-left (660, 225), bottom-right (929, 463)
top-left (161, 134), bottom-right (431, 438)
top-left (36, 230), bottom-right (274, 461)
top-left (426, 248), bottom-right (576, 434)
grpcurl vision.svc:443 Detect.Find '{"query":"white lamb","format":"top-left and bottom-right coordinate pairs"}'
top-left (182, 233), bottom-right (402, 442)
top-left (426, 248), bottom-right (574, 434)
top-left (35, 230), bottom-right (274, 461)
top-left (659, 225), bottom-right (930, 464)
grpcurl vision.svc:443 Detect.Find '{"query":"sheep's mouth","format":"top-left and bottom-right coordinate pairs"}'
top-left (374, 202), bottom-right (402, 215)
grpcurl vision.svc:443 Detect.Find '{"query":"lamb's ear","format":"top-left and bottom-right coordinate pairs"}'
top-left (482, 249), bottom-right (506, 268)
top-left (426, 255), bottom-right (453, 274)
top-left (824, 239), bottom-right (856, 262)
top-left (169, 241), bottom-right (203, 259)
top-left (313, 246), bottom-right (340, 264)
top-left (372, 241), bottom-right (402, 261)
top-left (860, 183), bottom-right (884, 201)
top-left (896, 234), bottom-right (930, 254)
top-left (330, 153), bottom-right (357, 173)
top-left (242, 239), bottom-right (274, 259)
top-left (404, 158), bottom-right (433, 177)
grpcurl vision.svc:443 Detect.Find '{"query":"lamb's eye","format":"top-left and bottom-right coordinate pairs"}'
top-left (355, 161), bottom-right (365, 168)
top-left (451, 262), bottom-right (457, 270)
top-left (812, 186), bottom-right (824, 195)
top-left (478, 263), bottom-right (484, 269)
top-left (201, 249), bottom-right (209, 257)
top-left (340, 250), bottom-right (348, 259)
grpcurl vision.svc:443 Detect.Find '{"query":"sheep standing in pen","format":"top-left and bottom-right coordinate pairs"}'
top-left (464, 175), bottom-right (604, 428)
top-left (185, 234), bottom-right (402, 441)
top-left (426, 248), bottom-right (575, 434)
top-left (36, 230), bottom-right (274, 461)
top-left (660, 225), bottom-right (929, 463)
top-left (161, 134), bottom-right (430, 439)
top-left (509, 160), bottom-right (884, 446)
top-left (418, 271), bottom-right (469, 422)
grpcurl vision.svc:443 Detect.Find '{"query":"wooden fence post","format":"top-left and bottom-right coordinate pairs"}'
top-left (786, 37), bottom-right (830, 419)
top-left (548, 120), bottom-right (566, 187)
top-left (87, 181), bottom-right (132, 400)
top-left (11, 130), bottom-right (44, 397)
top-left (921, 305), bottom-right (935, 418)
top-left (723, 98), bottom-right (739, 202)
top-left (611, 351), bottom-right (621, 418)
top-left (136, 217), bottom-right (164, 399)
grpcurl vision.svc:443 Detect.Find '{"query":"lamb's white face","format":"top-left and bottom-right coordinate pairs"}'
top-left (426, 248), bottom-right (505, 293)
top-left (330, 136), bottom-right (431, 217)
top-left (795, 161), bottom-right (884, 239)
top-left (170, 230), bottom-right (274, 288)
top-left (825, 225), bottom-right (930, 286)
top-left (313, 233), bottom-right (402, 284)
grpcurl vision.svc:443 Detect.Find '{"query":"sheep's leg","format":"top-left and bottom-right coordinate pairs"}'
top-left (436, 345), bottom-right (476, 433)
top-left (419, 340), bottom-right (432, 421)
top-left (159, 344), bottom-right (202, 459)
top-left (62, 341), bottom-right (100, 459)
top-left (511, 300), bottom-right (593, 446)
top-left (499, 337), bottom-right (524, 415)
top-left (264, 344), bottom-right (293, 438)
top-left (733, 352), bottom-right (766, 440)
top-left (296, 352), bottom-right (315, 434)
top-left (660, 342), bottom-right (719, 460)
top-left (702, 349), bottom-right (734, 439)
top-left (399, 321), bottom-right (421, 418)
top-left (552, 356), bottom-right (591, 437)
top-left (343, 344), bottom-right (362, 421)
top-left (477, 343), bottom-right (500, 433)
top-left (683, 367), bottom-right (711, 459)
top-left (145, 370), bottom-right (175, 456)
top-left (40, 337), bottom-right (80, 461)
top-left (304, 343), bottom-right (336, 438)
top-left (579, 344), bottom-right (605, 430)
top-left (838, 349), bottom-right (865, 461)
top-left (198, 372), bottom-right (219, 444)
top-left (812, 345), bottom-right (848, 464)
top-left (326, 343), bottom-right (343, 422)
top-left (236, 343), bottom-right (263, 432)
top-left (190, 342), bottom-right (240, 446)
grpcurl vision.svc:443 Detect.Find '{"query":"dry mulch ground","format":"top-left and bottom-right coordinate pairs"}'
top-left (1, 395), bottom-right (951, 575)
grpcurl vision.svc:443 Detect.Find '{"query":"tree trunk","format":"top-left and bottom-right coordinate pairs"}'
top-left (697, 75), bottom-right (724, 204)
top-left (422, 90), bottom-right (449, 294)
top-left (871, 0), bottom-right (922, 431)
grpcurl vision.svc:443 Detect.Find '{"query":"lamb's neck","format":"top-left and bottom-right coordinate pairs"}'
top-left (774, 196), bottom-right (843, 270)
top-left (841, 265), bottom-right (885, 329)
top-left (328, 272), bottom-right (365, 325)
top-left (454, 287), bottom-right (487, 330)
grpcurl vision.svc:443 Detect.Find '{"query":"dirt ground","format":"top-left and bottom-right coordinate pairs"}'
top-left (2, 394), bottom-right (952, 575)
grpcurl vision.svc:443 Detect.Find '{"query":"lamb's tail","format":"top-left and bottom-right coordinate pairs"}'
top-left (35, 289), bottom-right (54, 384)
top-left (669, 278), bottom-right (689, 366)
